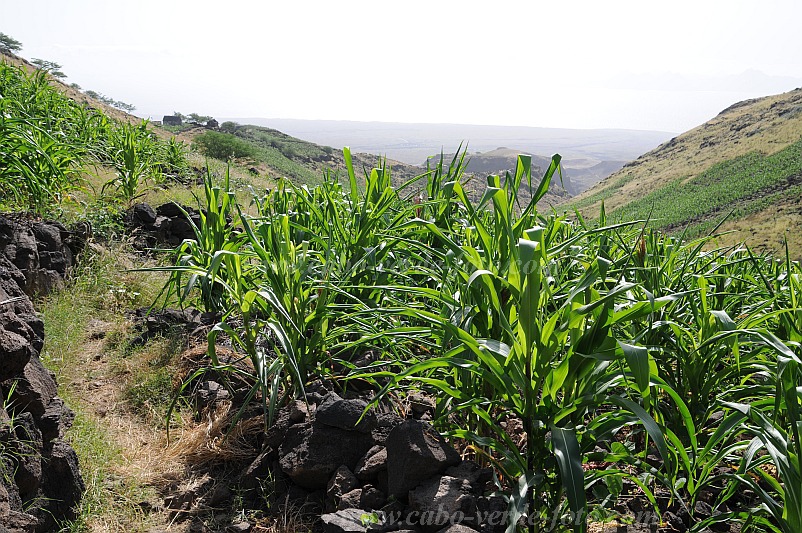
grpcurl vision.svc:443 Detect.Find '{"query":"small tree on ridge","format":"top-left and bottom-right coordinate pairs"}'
top-left (0, 32), bottom-right (22, 54)
top-left (31, 58), bottom-right (67, 79)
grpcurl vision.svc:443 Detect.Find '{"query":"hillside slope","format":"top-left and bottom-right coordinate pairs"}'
top-left (173, 123), bottom-right (425, 188)
top-left (566, 87), bottom-right (802, 256)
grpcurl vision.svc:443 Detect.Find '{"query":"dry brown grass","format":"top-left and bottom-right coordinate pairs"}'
top-left (711, 196), bottom-right (802, 261)
top-left (164, 402), bottom-right (262, 469)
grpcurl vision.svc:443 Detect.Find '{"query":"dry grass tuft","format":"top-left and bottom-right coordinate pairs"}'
top-left (255, 498), bottom-right (316, 533)
top-left (165, 402), bottom-right (262, 468)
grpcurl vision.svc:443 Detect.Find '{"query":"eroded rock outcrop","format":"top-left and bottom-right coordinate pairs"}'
top-left (0, 216), bottom-right (85, 532)
top-left (0, 216), bottom-right (81, 298)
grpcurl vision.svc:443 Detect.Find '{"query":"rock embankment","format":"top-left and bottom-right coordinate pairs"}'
top-left (266, 390), bottom-right (506, 532)
top-left (0, 215), bottom-right (85, 532)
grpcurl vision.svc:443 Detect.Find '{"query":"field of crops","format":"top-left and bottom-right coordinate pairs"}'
top-left (142, 149), bottom-right (802, 532)
top-left (608, 139), bottom-right (802, 237)
top-left (4, 56), bottom-right (802, 532)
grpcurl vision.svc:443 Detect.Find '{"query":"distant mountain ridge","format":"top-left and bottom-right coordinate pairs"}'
top-left (219, 118), bottom-right (671, 195)
top-left (220, 118), bottom-right (675, 167)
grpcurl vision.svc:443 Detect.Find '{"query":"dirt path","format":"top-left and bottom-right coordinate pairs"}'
top-left (58, 316), bottom-right (191, 532)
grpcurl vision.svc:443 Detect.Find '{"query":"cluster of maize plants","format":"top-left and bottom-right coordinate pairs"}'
top-left (0, 61), bottom-right (191, 213)
top-left (155, 145), bottom-right (802, 532)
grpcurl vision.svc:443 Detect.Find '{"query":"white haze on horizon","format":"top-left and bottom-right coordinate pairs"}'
top-left (4, 0), bottom-right (802, 133)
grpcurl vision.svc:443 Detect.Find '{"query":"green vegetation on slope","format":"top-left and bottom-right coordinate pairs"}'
top-left (609, 137), bottom-right (802, 235)
top-left (193, 124), bottom-right (332, 185)
top-left (564, 88), bottom-right (802, 256)
top-left (189, 121), bottom-right (425, 188)
top-left (0, 60), bottom-right (191, 214)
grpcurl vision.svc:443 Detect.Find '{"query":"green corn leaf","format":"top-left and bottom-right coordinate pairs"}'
top-left (343, 146), bottom-right (358, 208)
top-left (618, 341), bottom-right (652, 399)
top-left (551, 426), bottom-right (587, 533)
top-left (610, 396), bottom-right (669, 463)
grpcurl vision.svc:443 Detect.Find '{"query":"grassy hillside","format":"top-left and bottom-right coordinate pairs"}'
top-left (176, 122), bottom-right (424, 188)
top-left (566, 87), bottom-right (802, 256)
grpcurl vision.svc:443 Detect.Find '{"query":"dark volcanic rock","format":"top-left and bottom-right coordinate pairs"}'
top-left (195, 380), bottom-right (231, 408)
top-left (327, 465), bottom-right (360, 503)
top-left (36, 441), bottom-right (85, 529)
top-left (0, 256), bottom-right (29, 306)
top-left (476, 495), bottom-right (507, 533)
top-left (0, 217), bottom-right (77, 298)
top-left (279, 421), bottom-right (374, 489)
top-left (444, 461), bottom-right (493, 493)
top-left (408, 476), bottom-right (478, 531)
top-left (355, 445), bottom-right (387, 481)
top-left (436, 526), bottom-right (480, 533)
top-left (239, 451), bottom-right (272, 491)
top-left (124, 202), bottom-right (203, 248)
top-left (164, 473), bottom-right (215, 516)
top-left (12, 413), bottom-right (44, 500)
top-left (0, 217), bottom-right (38, 292)
top-left (288, 399), bottom-right (311, 423)
top-left (156, 201), bottom-right (188, 218)
top-left (0, 328), bottom-right (32, 382)
top-left (316, 392), bottom-right (377, 433)
top-left (386, 420), bottom-right (461, 497)
top-left (0, 221), bottom-right (85, 530)
top-left (129, 203), bottom-right (157, 225)
top-left (32, 222), bottom-right (72, 277)
top-left (321, 508), bottom-right (370, 533)
top-left (39, 398), bottom-right (74, 442)
top-left (371, 411), bottom-right (404, 446)
top-left (3, 510), bottom-right (38, 533)
top-left (359, 484), bottom-right (386, 511)
top-left (338, 488), bottom-right (363, 510)
top-left (30, 223), bottom-right (62, 251)
top-left (4, 356), bottom-right (58, 417)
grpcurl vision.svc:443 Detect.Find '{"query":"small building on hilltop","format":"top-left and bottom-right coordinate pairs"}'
top-left (205, 118), bottom-right (219, 129)
top-left (163, 115), bottom-right (182, 126)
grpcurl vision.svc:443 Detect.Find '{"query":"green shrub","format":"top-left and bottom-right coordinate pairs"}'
top-left (193, 131), bottom-right (258, 161)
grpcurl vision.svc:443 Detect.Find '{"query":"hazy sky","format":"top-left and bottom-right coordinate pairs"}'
top-left (4, 1), bottom-right (802, 133)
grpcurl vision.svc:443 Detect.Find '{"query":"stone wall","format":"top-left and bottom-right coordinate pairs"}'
top-left (0, 216), bottom-right (85, 532)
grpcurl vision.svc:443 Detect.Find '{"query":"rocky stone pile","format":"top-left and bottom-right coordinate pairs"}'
top-left (240, 390), bottom-right (507, 533)
top-left (124, 202), bottom-right (202, 250)
top-left (0, 215), bottom-right (85, 532)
